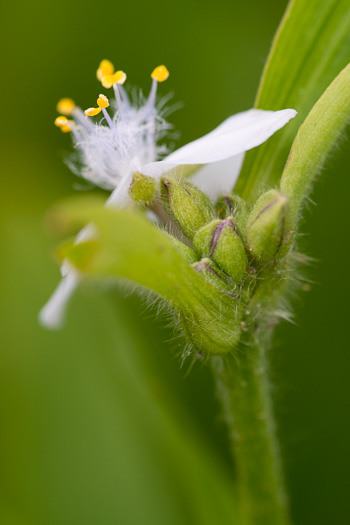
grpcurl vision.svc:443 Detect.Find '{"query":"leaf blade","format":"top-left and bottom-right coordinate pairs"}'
top-left (280, 63), bottom-right (350, 219)
top-left (235, 0), bottom-right (350, 201)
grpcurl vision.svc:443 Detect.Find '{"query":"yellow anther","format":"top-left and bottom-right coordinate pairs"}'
top-left (54, 116), bottom-right (68, 127)
top-left (151, 65), bottom-right (169, 82)
top-left (56, 98), bottom-right (76, 116)
top-left (84, 107), bottom-right (102, 117)
top-left (101, 77), bottom-right (112, 89)
top-left (97, 59), bottom-right (114, 81)
top-left (97, 94), bottom-right (109, 108)
top-left (102, 70), bottom-right (127, 89)
top-left (61, 124), bottom-right (72, 133)
top-left (55, 116), bottom-right (72, 132)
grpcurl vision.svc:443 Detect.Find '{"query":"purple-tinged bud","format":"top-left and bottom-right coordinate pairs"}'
top-left (194, 217), bottom-right (248, 283)
top-left (192, 257), bottom-right (232, 293)
top-left (216, 193), bottom-right (250, 235)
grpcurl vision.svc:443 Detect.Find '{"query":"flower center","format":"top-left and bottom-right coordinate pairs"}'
top-left (54, 60), bottom-right (170, 189)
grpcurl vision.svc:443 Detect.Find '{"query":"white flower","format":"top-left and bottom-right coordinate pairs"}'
top-left (40, 60), bottom-right (297, 329)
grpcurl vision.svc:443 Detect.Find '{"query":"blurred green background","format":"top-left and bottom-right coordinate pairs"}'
top-left (1, 0), bottom-right (350, 523)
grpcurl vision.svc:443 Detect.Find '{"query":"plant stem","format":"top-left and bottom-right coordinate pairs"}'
top-left (212, 333), bottom-right (290, 525)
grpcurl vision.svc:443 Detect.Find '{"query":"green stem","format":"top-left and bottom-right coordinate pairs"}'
top-left (212, 331), bottom-right (290, 525)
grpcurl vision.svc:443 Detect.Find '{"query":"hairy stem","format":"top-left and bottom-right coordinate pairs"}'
top-left (212, 339), bottom-right (290, 525)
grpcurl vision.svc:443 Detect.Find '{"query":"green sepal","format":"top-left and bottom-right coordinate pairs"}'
top-left (193, 218), bottom-right (248, 283)
top-left (160, 176), bottom-right (214, 240)
top-left (129, 171), bottom-right (156, 203)
top-left (246, 190), bottom-right (290, 262)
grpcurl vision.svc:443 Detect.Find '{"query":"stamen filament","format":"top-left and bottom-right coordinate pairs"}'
top-left (146, 66), bottom-right (169, 118)
top-left (119, 86), bottom-right (131, 109)
top-left (70, 123), bottom-right (82, 143)
top-left (113, 83), bottom-right (122, 110)
top-left (102, 107), bottom-right (114, 128)
top-left (146, 77), bottom-right (158, 118)
top-left (113, 84), bottom-right (130, 121)
top-left (144, 76), bottom-right (160, 161)
top-left (72, 107), bottom-right (93, 129)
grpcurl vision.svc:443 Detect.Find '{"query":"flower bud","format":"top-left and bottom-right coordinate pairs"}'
top-left (193, 218), bottom-right (248, 283)
top-left (160, 176), bottom-right (214, 240)
top-left (246, 189), bottom-right (290, 261)
top-left (216, 193), bottom-right (250, 235)
top-left (192, 257), bottom-right (231, 292)
top-left (129, 171), bottom-right (156, 203)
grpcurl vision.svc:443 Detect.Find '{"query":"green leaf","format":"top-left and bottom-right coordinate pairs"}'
top-left (1, 215), bottom-right (241, 525)
top-left (235, 0), bottom-right (350, 201)
top-left (280, 63), bottom-right (350, 220)
top-left (50, 198), bottom-right (241, 353)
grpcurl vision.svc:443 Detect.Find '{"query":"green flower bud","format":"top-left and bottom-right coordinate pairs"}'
top-left (246, 189), bottom-right (291, 261)
top-left (216, 193), bottom-right (250, 235)
top-left (129, 171), bottom-right (156, 203)
top-left (160, 176), bottom-right (214, 240)
top-left (192, 257), bottom-right (231, 292)
top-left (193, 217), bottom-right (248, 283)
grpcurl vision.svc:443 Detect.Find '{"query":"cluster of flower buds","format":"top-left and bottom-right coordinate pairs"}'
top-left (148, 175), bottom-right (293, 295)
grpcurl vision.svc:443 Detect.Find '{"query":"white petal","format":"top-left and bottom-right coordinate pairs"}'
top-left (106, 173), bottom-right (133, 207)
top-left (140, 108), bottom-right (297, 178)
top-left (39, 174), bottom-right (133, 331)
top-left (39, 271), bottom-right (81, 330)
top-left (190, 154), bottom-right (245, 201)
top-left (40, 225), bottom-right (94, 330)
